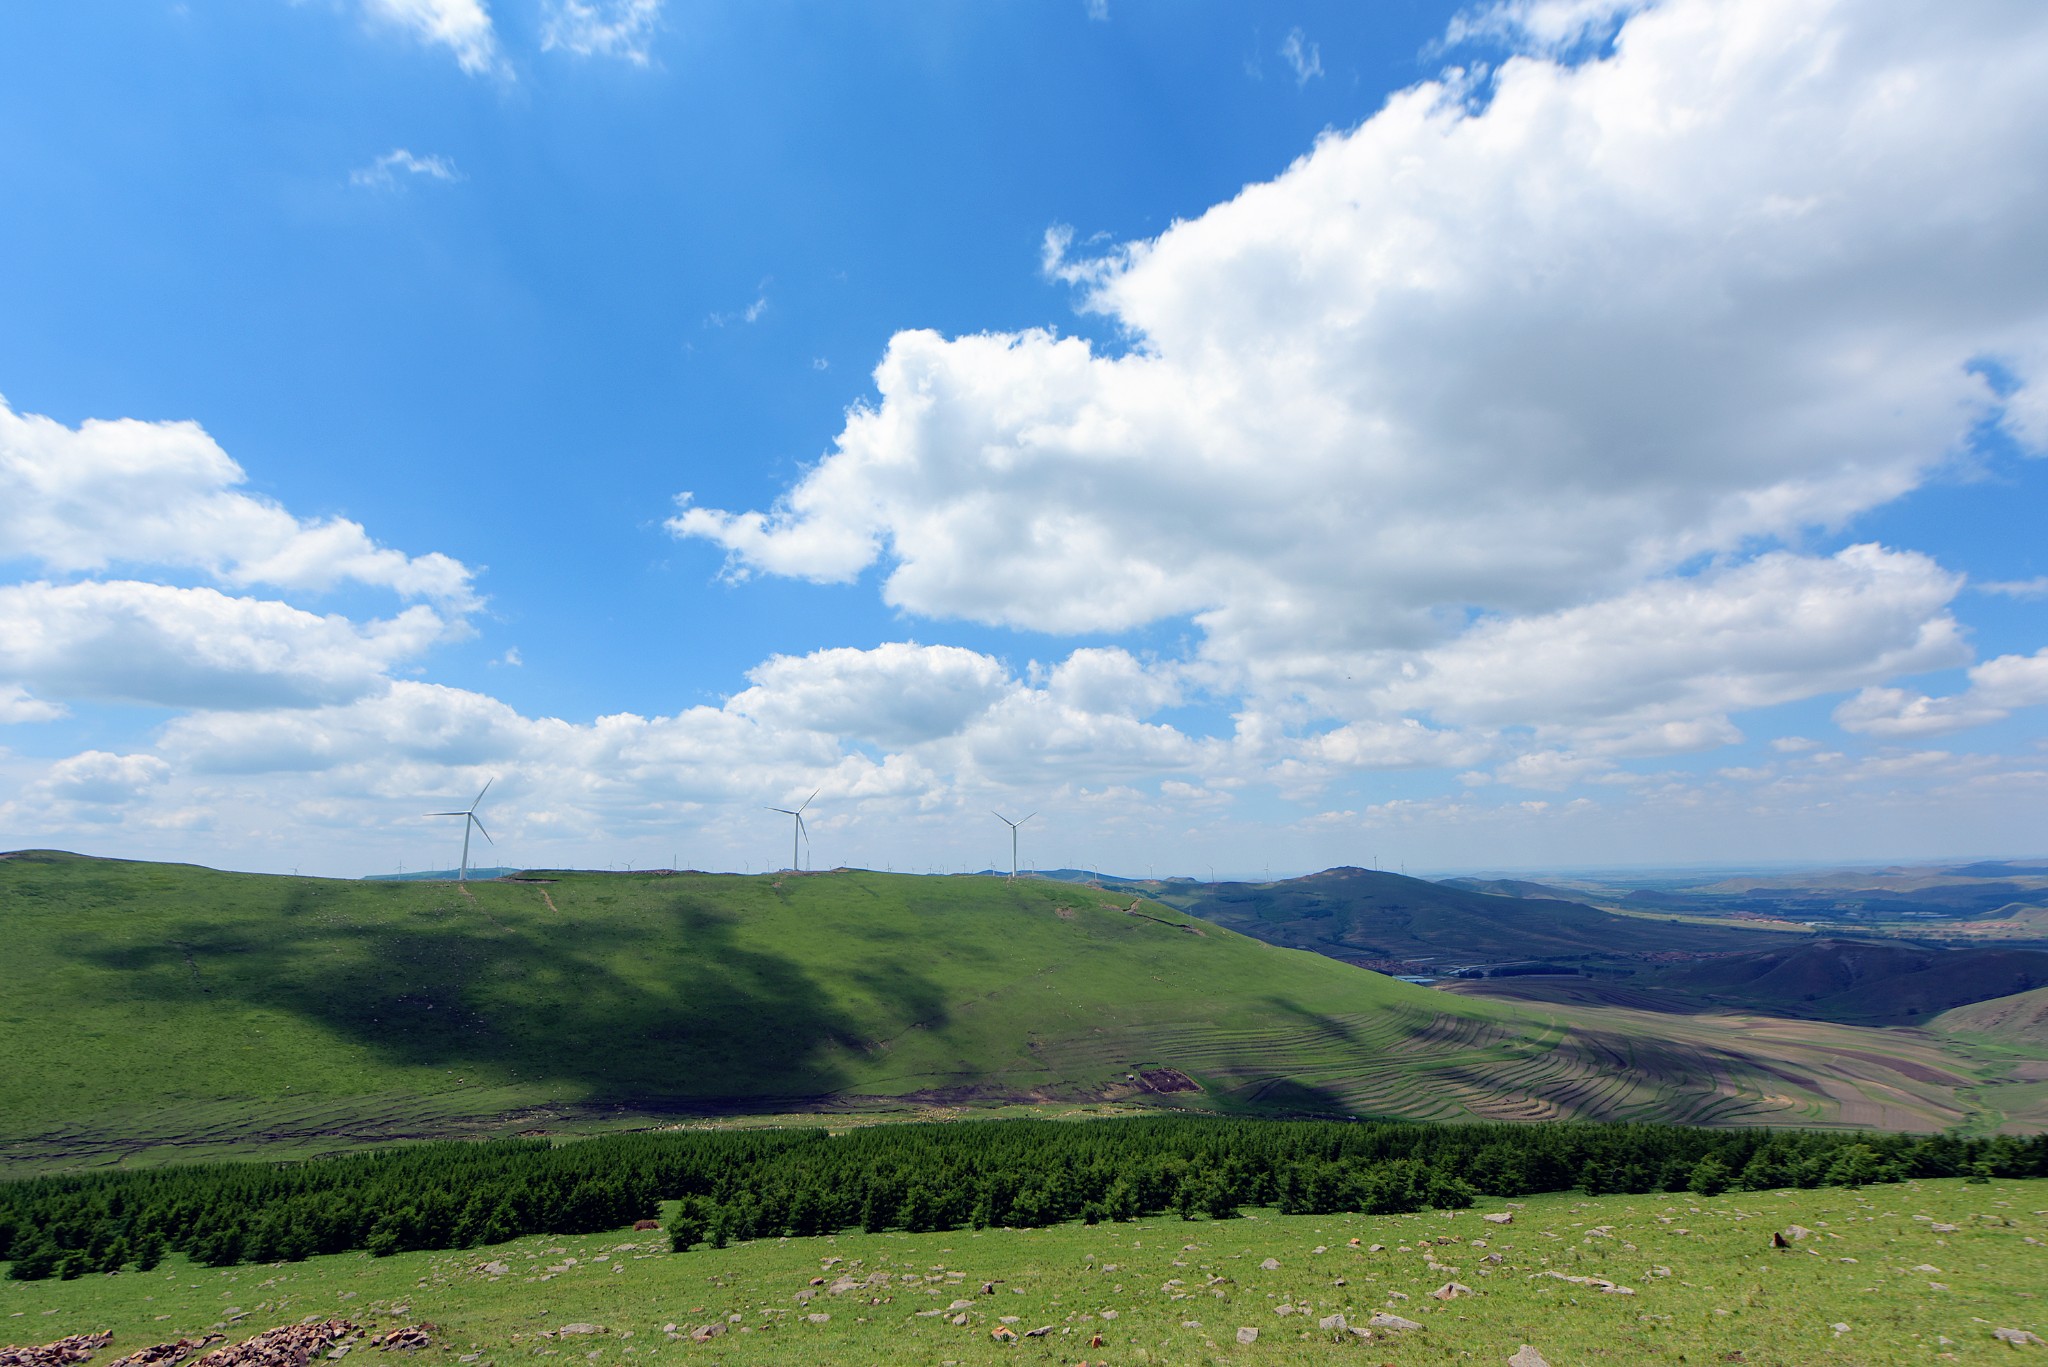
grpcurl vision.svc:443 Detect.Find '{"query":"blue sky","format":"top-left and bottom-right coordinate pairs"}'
top-left (3, 0), bottom-right (2047, 879)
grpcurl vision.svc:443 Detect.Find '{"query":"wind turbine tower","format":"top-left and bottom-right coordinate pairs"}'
top-left (429, 778), bottom-right (496, 881)
top-left (993, 810), bottom-right (1035, 878)
top-left (767, 790), bottom-right (817, 872)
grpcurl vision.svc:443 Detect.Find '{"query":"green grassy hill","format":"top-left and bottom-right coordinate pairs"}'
top-left (4, 852), bottom-right (2043, 1170)
top-left (1938, 983), bottom-right (2048, 1048)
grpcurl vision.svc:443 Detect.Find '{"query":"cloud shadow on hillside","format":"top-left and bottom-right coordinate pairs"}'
top-left (73, 881), bottom-right (952, 1109)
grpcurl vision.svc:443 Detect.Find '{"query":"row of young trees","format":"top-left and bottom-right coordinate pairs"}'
top-left (4, 1117), bottom-right (2043, 1279)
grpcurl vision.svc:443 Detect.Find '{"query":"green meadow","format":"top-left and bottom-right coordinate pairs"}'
top-left (5, 1178), bottom-right (2044, 1366)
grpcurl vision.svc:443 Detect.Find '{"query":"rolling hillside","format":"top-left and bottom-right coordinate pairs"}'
top-left (1938, 983), bottom-right (2048, 1048)
top-left (3, 851), bottom-right (2043, 1171)
top-left (1153, 866), bottom-right (1786, 966)
top-left (1450, 938), bottom-right (2048, 1027)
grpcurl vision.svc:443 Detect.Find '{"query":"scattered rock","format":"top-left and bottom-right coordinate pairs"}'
top-left (3, 1334), bottom-right (116, 1367)
top-left (1235, 1328), bottom-right (1258, 1345)
top-left (1259, 1258), bottom-right (1280, 1271)
top-left (686, 1326), bottom-right (721, 1344)
top-left (200, 1321), bottom-right (361, 1367)
top-left (1317, 1315), bottom-right (1349, 1333)
top-left (1483, 1213), bottom-right (1514, 1225)
top-left (946, 1301), bottom-right (975, 1312)
top-left (476, 1262), bottom-right (509, 1277)
top-left (1432, 1282), bottom-right (1474, 1301)
top-left (1023, 1327), bottom-right (1054, 1338)
top-left (108, 1338), bottom-right (223, 1367)
top-left (1507, 1348), bottom-right (1549, 1367)
top-left (802, 1315), bottom-right (830, 1326)
top-left (1099, 1311), bottom-right (1118, 1321)
top-left (555, 1328), bottom-right (603, 1338)
top-left (1368, 1314), bottom-right (1422, 1332)
top-left (369, 1329), bottom-right (430, 1354)
top-left (1993, 1328), bottom-right (2046, 1347)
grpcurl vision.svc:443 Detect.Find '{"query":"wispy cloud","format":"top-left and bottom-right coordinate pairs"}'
top-left (350, 148), bottom-right (461, 190)
top-left (541, 0), bottom-right (663, 65)
top-left (1978, 576), bottom-right (2048, 599)
top-left (1442, 0), bottom-right (1645, 57)
top-left (1084, 0), bottom-right (1109, 20)
top-left (706, 280), bottom-right (771, 328)
top-left (360, 0), bottom-right (502, 76)
top-left (1279, 27), bottom-right (1323, 86)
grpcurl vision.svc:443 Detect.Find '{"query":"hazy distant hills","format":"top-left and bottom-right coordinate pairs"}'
top-left (1148, 866), bottom-right (1780, 968)
top-left (1516, 858), bottom-right (2048, 932)
top-left (1438, 876), bottom-right (1589, 901)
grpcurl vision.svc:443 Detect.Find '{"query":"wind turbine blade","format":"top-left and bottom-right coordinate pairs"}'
top-left (768, 807), bottom-right (796, 816)
top-left (797, 789), bottom-right (819, 814)
top-left (472, 777), bottom-right (494, 810)
top-left (428, 811), bottom-right (467, 817)
top-left (471, 816), bottom-right (494, 845)
top-left (1021, 813), bottom-right (1036, 825)
top-left (797, 814), bottom-right (810, 840)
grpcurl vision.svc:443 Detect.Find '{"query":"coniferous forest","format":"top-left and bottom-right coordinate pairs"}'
top-left (4, 1118), bottom-right (2044, 1280)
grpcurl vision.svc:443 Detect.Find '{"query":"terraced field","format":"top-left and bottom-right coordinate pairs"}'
top-left (4, 852), bottom-right (2043, 1172)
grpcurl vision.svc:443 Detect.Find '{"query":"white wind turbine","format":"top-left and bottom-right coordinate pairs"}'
top-left (993, 810), bottom-right (1035, 879)
top-left (767, 790), bottom-right (817, 872)
top-left (429, 778), bottom-right (496, 881)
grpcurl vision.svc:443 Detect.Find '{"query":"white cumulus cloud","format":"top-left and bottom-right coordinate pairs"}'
top-left (672, 0), bottom-right (2048, 742)
top-left (0, 581), bottom-right (455, 711)
top-left (0, 396), bottom-right (478, 607)
top-left (1835, 647), bottom-right (2048, 738)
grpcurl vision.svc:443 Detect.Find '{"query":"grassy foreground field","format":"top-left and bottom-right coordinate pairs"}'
top-left (7, 853), bottom-right (2048, 1172)
top-left (5, 1178), bottom-right (2043, 1365)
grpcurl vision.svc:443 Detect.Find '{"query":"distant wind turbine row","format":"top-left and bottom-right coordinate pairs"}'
top-left (423, 781), bottom-right (1045, 881)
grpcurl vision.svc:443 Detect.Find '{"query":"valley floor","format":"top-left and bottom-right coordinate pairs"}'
top-left (6, 1178), bottom-right (2044, 1366)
